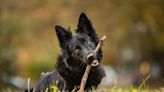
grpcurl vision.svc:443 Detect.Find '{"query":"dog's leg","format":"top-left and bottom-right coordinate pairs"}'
top-left (35, 71), bottom-right (65, 92)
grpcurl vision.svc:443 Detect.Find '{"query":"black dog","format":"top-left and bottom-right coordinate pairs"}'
top-left (35, 13), bottom-right (105, 92)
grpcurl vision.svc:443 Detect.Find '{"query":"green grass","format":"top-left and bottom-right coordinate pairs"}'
top-left (3, 75), bottom-right (163, 92)
top-left (36, 75), bottom-right (163, 92)
top-left (2, 85), bottom-right (163, 92)
top-left (46, 85), bottom-right (163, 92)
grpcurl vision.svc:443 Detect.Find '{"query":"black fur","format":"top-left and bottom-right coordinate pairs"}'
top-left (35, 13), bottom-right (105, 92)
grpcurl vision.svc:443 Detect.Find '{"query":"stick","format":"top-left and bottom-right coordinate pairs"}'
top-left (78, 36), bottom-right (106, 92)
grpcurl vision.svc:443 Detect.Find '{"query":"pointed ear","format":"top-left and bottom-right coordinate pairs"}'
top-left (76, 13), bottom-right (95, 34)
top-left (77, 13), bottom-right (99, 44)
top-left (55, 26), bottom-right (72, 47)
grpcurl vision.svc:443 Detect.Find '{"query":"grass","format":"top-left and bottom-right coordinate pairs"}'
top-left (2, 85), bottom-right (163, 92)
top-left (26, 74), bottom-right (163, 92)
top-left (47, 85), bottom-right (163, 92)
top-left (2, 75), bottom-right (164, 92)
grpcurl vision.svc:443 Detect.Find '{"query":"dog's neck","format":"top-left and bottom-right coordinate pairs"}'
top-left (56, 55), bottom-right (86, 85)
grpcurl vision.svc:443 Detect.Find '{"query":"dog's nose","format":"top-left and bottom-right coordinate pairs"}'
top-left (87, 53), bottom-right (96, 63)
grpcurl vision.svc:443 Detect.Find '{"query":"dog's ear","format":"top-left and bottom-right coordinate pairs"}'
top-left (77, 13), bottom-right (99, 44)
top-left (55, 26), bottom-right (72, 47)
top-left (76, 13), bottom-right (96, 34)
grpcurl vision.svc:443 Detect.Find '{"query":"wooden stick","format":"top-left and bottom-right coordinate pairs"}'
top-left (78, 36), bottom-right (106, 92)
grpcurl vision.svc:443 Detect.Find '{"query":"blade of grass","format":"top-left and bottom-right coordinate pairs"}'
top-left (138, 74), bottom-right (150, 91)
top-left (27, 78), bottom-right (30, 92)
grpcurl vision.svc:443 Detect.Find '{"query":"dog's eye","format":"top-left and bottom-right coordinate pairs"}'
top-left (75, 46), bottom-right (81, 49)
top-left (80, 38), bottom-right (85, 43)
top-left (74, 46), bottom-right (81, 54)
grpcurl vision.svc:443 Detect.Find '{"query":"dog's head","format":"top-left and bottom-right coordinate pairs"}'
top-left (55, 13), bottom-right (102, 64)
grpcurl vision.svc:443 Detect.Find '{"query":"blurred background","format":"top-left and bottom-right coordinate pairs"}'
top-left (0, 0), bottom-right (164, 91)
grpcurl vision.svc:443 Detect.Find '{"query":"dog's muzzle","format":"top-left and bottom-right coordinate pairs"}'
top-left (87, 53), bottom-right (94, 60)
top-left (87, 53), bottom-right (99, 66)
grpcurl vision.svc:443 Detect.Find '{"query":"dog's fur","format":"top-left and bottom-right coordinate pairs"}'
top-left (35, 13), bottom-right (105, 92)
